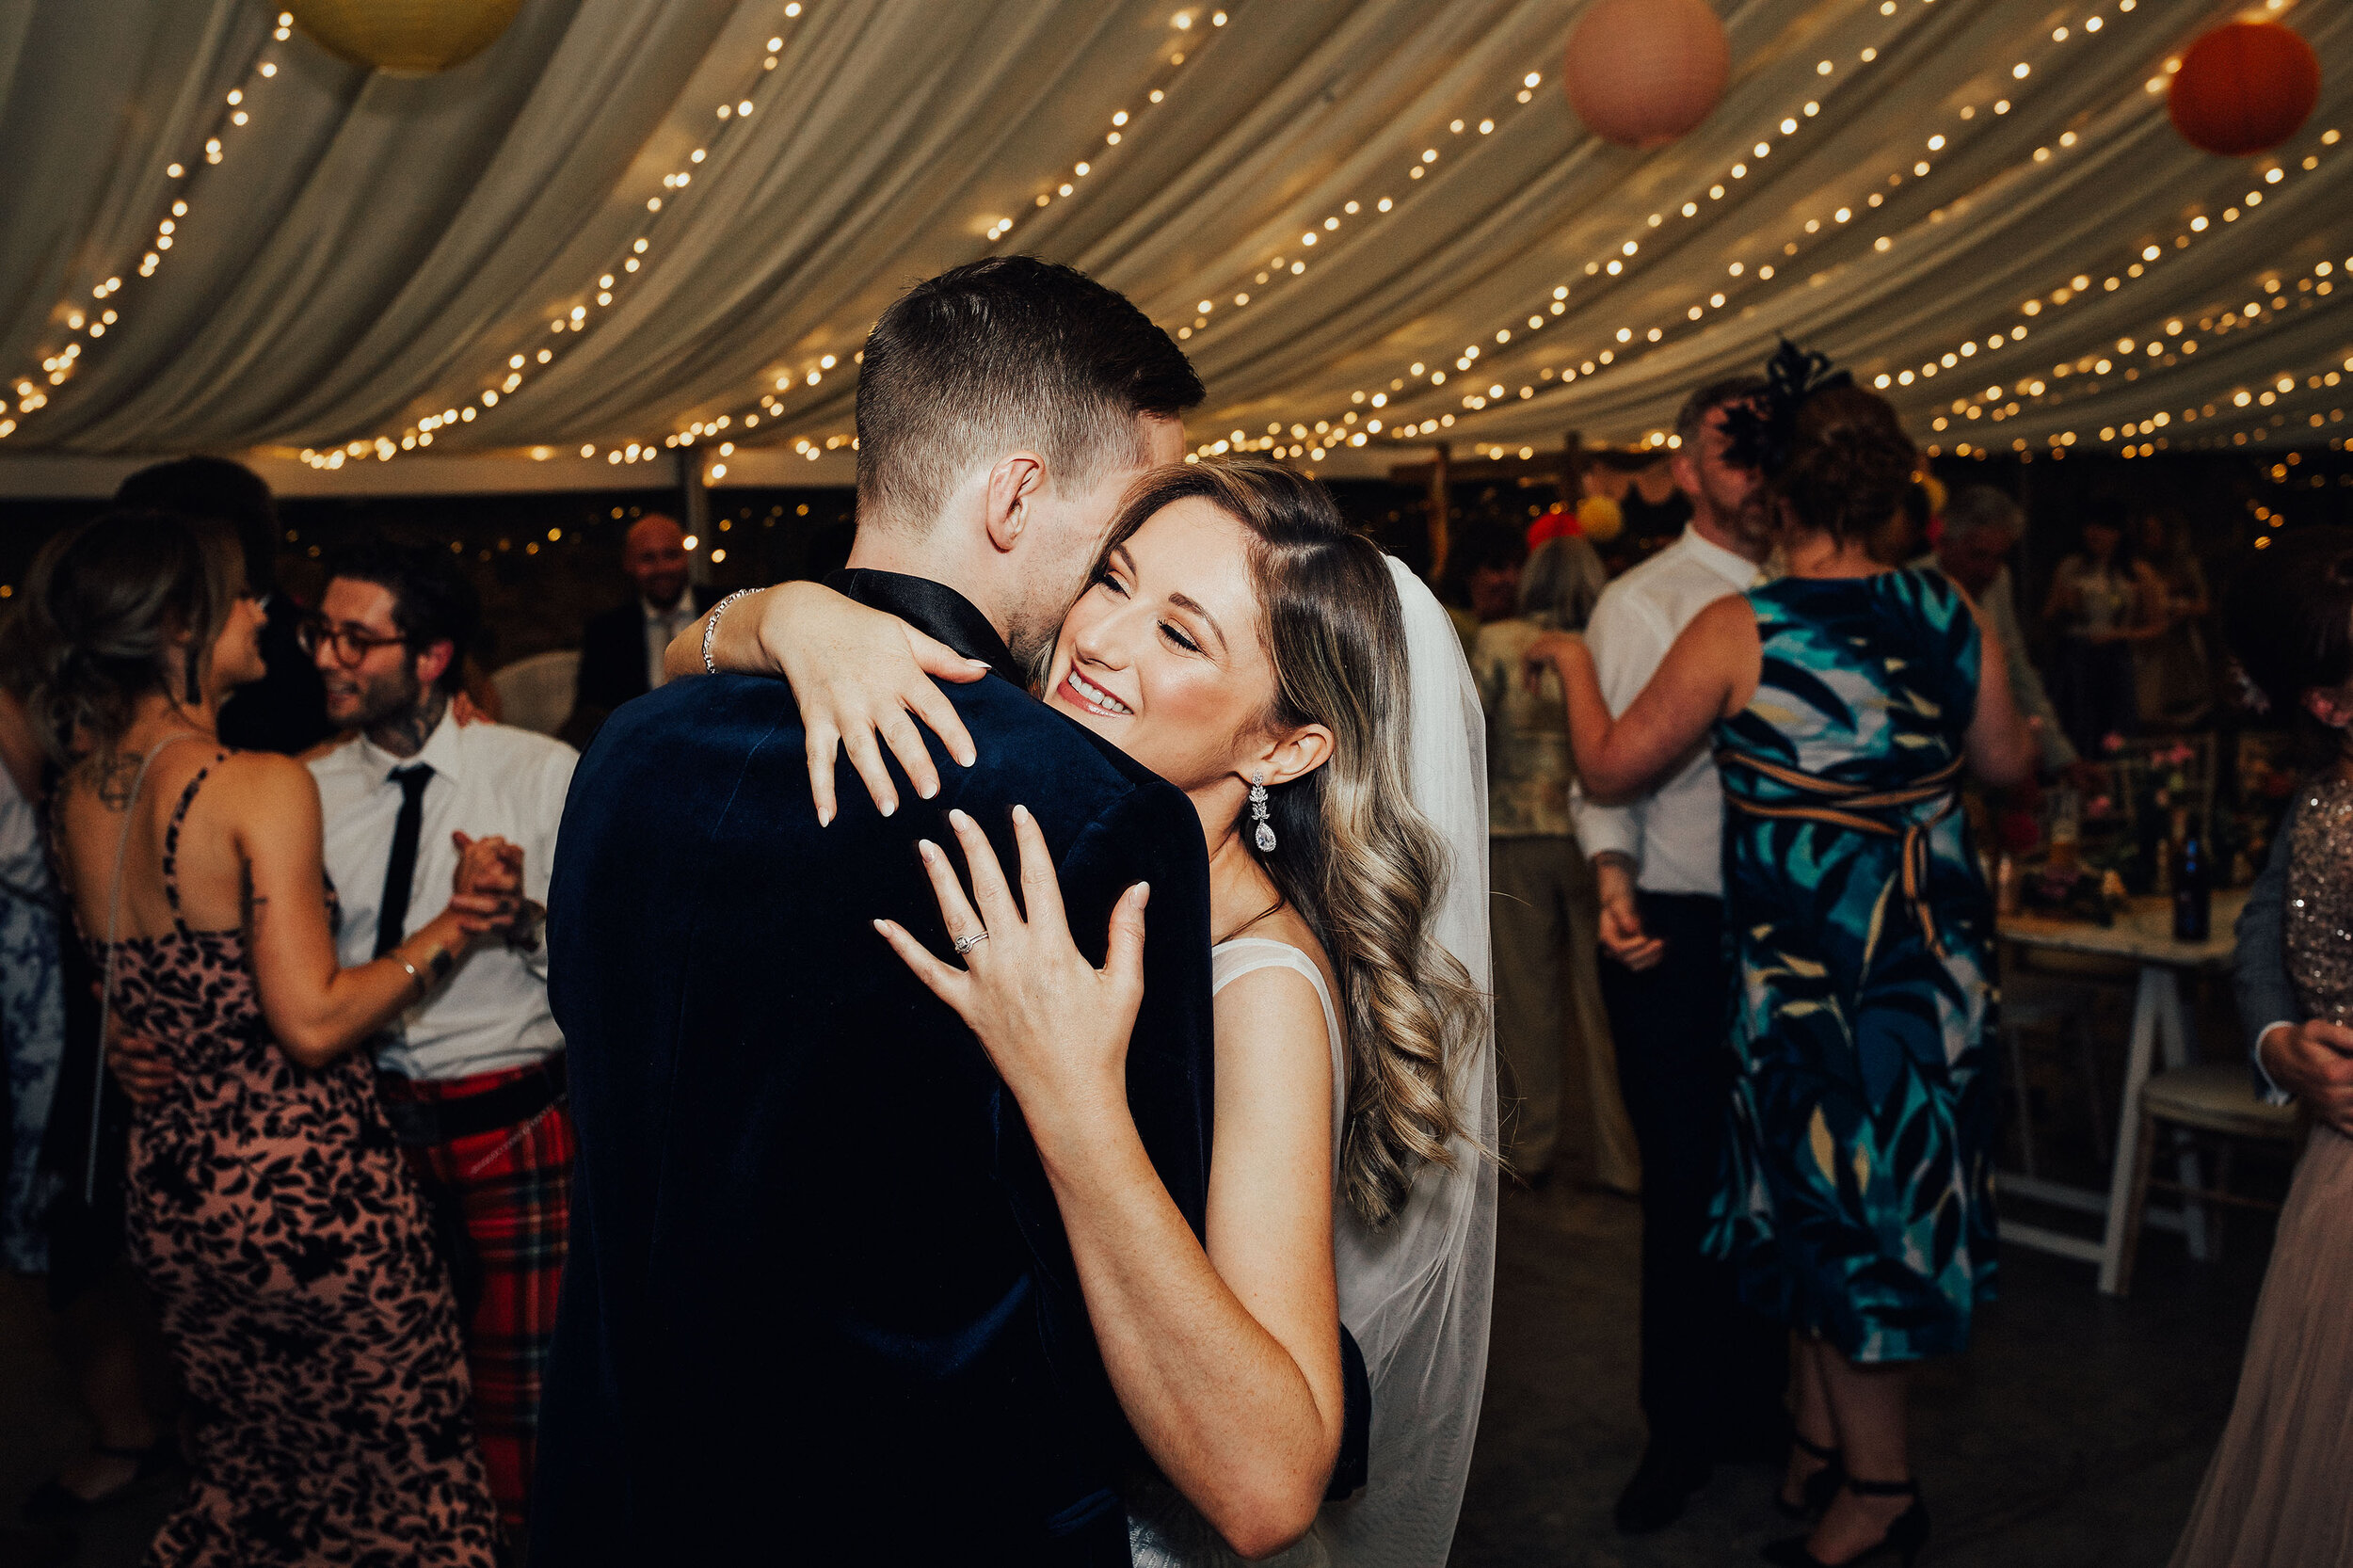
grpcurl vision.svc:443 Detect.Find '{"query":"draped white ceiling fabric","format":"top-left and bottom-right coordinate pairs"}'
top-left (0, 0), bottom-right (2346, 495)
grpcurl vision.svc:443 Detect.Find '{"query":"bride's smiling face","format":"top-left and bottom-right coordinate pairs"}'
top-left (1044, 497), bottom-right (1279, 791)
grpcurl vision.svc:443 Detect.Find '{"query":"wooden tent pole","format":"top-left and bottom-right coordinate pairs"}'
top-left (1561, 429), bottom-right (1585, 511)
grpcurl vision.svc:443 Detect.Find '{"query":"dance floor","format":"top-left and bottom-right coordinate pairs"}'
top-left (1457, 1180), bottom-right (2262, 1567)
top-left (0, 1175), bottom-right (2265, 1567)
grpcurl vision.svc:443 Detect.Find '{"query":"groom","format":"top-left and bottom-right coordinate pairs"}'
top-left (535, 260), bottom-right (1215, 1565)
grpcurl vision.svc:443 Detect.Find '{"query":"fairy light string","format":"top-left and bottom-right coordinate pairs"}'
top-left (6, 0), bottom-right (2338, 472)
top-left (300, 2), bottom-right (815, 472)
top-left (1221, 0), bottom-right (2176, 462)
top-left (1, 15), bottom-right (283, 442)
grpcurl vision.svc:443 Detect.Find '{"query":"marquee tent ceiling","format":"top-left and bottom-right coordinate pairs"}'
top-left (0, 0), bottom-right (2346, 497)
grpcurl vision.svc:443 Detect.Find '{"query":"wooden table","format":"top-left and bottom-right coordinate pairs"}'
top-left (1995, 889), bottom-right (2247, 1294)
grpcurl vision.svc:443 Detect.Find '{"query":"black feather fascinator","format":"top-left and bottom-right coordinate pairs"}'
top-left (1720, 338), bottom-right (1852, 474)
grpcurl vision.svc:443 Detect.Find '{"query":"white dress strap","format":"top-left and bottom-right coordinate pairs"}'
top-left (1210, 937), bottom-right (1346, 1187)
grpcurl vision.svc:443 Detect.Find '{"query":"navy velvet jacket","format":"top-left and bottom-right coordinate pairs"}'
top-left (533, 571), bottom-right (1216, 1566)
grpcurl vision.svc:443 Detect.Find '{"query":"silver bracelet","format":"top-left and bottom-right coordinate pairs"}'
top-left (703, 588), bottom-right (754, 676)
top-left (394, 956), bottom-right (426, 1000)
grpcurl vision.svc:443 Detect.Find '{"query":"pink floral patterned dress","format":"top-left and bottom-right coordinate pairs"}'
top-left (101, 754), bottom-right (499, 1567)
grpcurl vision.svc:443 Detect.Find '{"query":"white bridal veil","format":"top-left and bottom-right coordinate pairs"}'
top-left (1319, 560), bottom-right (1499, 1568)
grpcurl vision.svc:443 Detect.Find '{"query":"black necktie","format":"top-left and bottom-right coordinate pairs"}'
top-left (374, 764), bottom-right (435, 957)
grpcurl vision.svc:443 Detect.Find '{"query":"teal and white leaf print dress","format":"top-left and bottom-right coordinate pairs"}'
top-left (1705, 568), bottom-right (1998, 1364)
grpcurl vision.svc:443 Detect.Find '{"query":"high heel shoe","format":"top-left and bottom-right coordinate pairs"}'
top-left (1773, 1433), bottom-right (1845, 1522)
top-left (1761, 1478), bottom-right (1929, 1568)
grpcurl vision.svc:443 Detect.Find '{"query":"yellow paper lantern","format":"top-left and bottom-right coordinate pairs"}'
top-left (1577, 494), bottom-right (1625, 543)
top-left (1562, 0), bottom-right (1731, 150)
top-left (285, 0), bottom-right (525, 74)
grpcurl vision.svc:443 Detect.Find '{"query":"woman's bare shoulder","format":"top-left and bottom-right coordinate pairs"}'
top-left (200, 749), bottom-right (323, 824)
top-left (1216, 907), bottom-right (1341, 1043)
top-left (1692, 590), bottom-right (1761, 636)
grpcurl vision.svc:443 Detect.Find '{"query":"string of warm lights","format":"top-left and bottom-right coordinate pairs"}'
top-left (2085, 342), bottom-right (2353, 456)
top-left (726, 5), bottom-right (1243, 468)
top-left (1, 16), bottom-right (285, 443)
top-left (1163, 53), bottom-right (1556, 347)
top-left (1899, 127), bottom-right (2342, 439)
top-left (2245, 449), bottom-right (2353, 551)
top-left (1370, 0), bottom-right (2167, 452)
top-left (330, 5), bottom-right (1238, 479)
top-left (985, 7), bottom-right (1235, 249)
top-left (1180, 0), bottom-right (2166, 465)
top-left (1934, 339), bottom-right (2353, 464)
top-left (1918, 241), bottom-right (2349, 459)
top-left (8, 0), bottom-right (2336, 482)
top-left (300, 2), bottom-right (817, 473)
top-left (1401, 0), bottom-right (2339, 462)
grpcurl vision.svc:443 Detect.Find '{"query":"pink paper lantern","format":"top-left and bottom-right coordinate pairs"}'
top-left (1563, 0), bottom-right (1731, 150)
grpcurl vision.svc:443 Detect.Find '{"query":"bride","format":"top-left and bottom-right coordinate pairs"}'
top-left (680, 458), bottom-right (1497, 1566)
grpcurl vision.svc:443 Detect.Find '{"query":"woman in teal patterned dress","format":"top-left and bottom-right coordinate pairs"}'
top-left (1547, 376), bottom-right (2034, 1568)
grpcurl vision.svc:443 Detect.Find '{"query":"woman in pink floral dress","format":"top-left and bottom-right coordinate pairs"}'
top-left (15, 512), bottom-right (514, 1567)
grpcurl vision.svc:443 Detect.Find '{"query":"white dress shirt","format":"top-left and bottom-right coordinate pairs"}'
top-left (644, 597), bottom-right (700, 692)
top-left (1570, 524), bottom-right (1761, 898)
top-left (309, 710), bottom-right (577, 1081)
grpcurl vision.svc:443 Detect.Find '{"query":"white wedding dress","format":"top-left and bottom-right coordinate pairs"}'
top-left (1127, 561), bottom-right (1499, 1568)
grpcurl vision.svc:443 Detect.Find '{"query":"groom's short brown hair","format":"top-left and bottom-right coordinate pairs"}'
top-left (855, 257), bottom-right (1203, 532)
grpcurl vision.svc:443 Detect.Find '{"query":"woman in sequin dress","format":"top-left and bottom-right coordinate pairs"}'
top-left (2169, 532), bottom-right (2353, 1568)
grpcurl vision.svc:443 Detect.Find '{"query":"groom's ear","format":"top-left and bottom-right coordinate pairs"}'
top-left (1257, 724), bottom-right (1336, 789)
top-left (984, 453), bottom-right (1048, 555)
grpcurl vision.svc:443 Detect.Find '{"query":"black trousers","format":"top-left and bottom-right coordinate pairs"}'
top-left (1601, 889), bottom-right (1790, 1457)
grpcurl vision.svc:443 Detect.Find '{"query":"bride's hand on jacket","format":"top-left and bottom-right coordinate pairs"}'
top-left (874, 805), bottom-right (1149, 1141)
top-left (664, 581), bottom-right (991, 824)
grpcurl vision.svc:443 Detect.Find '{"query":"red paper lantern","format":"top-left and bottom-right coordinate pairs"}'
top-left (2169, 20), bottom-right (2319, 157)
top-left (1562, 0), bottom-right (1731, 150)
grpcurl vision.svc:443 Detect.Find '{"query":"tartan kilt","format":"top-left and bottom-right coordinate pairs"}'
top-left (384, 1064), bottom-right (575, 1543)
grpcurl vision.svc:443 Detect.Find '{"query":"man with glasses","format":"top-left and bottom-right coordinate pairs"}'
top-left (302, 534), bottom-right (578, 1553)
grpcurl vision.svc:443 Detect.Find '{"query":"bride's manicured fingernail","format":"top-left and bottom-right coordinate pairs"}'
top-left (1012, 804), bottom-right (1030, 824)
top-left (917, 840), bottom-right (937, 863)
top-left (948, 808), bottom-right (973, 831)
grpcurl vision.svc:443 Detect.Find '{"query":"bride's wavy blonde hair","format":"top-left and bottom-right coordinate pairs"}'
top-left (1088, 459), bottom-right (1486, 1228)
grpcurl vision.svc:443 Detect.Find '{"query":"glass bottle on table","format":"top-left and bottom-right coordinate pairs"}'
top-left (2048, 786), bottom-right (2081, 877)
top-left (2172, 807), bottom-right (2211, 941)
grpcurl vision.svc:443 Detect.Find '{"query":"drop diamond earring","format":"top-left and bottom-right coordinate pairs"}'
top-left (1250, 770), bottom-right (1277, 853)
